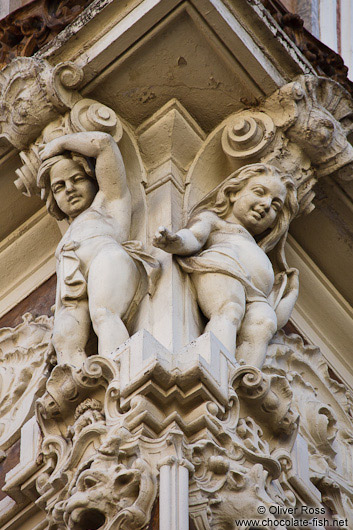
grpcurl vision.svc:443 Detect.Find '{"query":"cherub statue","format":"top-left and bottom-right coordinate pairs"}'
top-left (38, 131), bottom-right (159, 367)
top-left (153, 163), bottom-right (299, 368)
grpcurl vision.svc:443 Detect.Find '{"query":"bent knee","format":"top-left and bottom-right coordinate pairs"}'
top-left (91, 307), bottom-right (112, 324)
top-left (52, 328), bottom-right (77, 353)
top-left (218, 301), bottom-right (245, 325)
top-left (246, 313), bottom-right (277, 337)
top-left (90, 306), bottom-right (126, 326)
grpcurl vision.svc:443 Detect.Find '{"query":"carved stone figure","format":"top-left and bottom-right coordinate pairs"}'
top-left (154, 163), bottom-right (299, 367)
top-left (2, 52), bottom-right (353, 530)
top-left (38, 131), bottom-right (159, 367)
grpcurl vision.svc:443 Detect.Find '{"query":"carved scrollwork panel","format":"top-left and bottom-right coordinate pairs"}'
top-left (0, 313), bottom-right (52, 450)
top-left (265, 331), bottom-right (353, 523)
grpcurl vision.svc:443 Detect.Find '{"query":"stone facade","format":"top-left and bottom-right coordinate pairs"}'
top-left (0, 1), bottom-right (352, 529)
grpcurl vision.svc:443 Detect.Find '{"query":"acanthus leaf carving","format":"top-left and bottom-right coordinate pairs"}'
top-left (232, 366), bottom-right (298, 438)
top-left (263, 330), bottom-right (353, 523)
top-left (33, 332), bottom-right (317, 529)
top-left (189, 439), bottom-right (284, 530)
top-left (0, 312), bottom-right (52, 451)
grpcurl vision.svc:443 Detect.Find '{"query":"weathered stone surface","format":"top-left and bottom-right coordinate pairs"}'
top-left (0, 10), bottom-right (353, 529)
top-left (0, 0), bottom-right (92, 69)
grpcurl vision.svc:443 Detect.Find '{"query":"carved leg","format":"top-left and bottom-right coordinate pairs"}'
top-left (88, 244), bottom-right (140, 357)
top-left (191, 273), bottom-right (246, 355)
top-left (236, 301), bottom-right (277, 368)
top-left (52, 300), bottom-right (91, 367)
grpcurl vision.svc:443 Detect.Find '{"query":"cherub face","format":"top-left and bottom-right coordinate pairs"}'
top-left (50, 159), bottom-right (97, 220)
top-left (229, 174), bottom-right (287, 235)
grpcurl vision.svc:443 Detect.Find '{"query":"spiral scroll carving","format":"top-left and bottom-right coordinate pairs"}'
top-left (70, 98), bottom-right (123, 142)
top-left (221, 111), bottom-right (275, 159)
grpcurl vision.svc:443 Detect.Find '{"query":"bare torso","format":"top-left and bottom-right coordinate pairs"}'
top-left (202, 213), bottom-right (275, 296)
top-left (56, 195), bottom-right (131, 277)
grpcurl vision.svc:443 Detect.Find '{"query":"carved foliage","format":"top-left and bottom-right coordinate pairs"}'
top-left (46, 422), bottom-right (157, 530)
top-left (265, 331), bottom-right (353, 524)
top-left (12, 323), bottom-right (349, 529)
top-left (0, 312), bottom-right (52, 450)
top-left (35, 335), bottom-right (303, 530)
top-left (0, 0), bottom-right (92, 70)
top-left (189, 441), bottom-right (282, 530)
top-left (232, 366), bottom-right (298, 438)
top-left (36, 357), bottom-right (156, 530)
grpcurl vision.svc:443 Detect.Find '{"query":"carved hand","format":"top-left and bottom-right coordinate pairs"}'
top-left (285, 268), bottom-right (299, 294)
top-left (153, 226), bottom-right (182, 253)
top-left (38, 138), bottom-right (66, 161)
top-left (275, 267), bottom-right (299, 330)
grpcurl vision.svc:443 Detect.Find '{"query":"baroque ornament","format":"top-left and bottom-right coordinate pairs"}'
top-left (0, 313), bottom-right (52, 451)
top-left (1, 56), bottom-right (353, 528)
top-left (154, 162), bottom-right (299, 368)
top-left (0, 0), bottom-right (92, 70)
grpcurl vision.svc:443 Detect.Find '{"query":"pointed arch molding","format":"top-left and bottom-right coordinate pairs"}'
top-left (0, 56), bottom-right (353, 530)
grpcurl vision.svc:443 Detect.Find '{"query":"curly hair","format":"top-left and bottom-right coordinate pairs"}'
top-left (207, 163), bottom-right (299, 253)
top-left (37, 153), bottom-right (96, 220)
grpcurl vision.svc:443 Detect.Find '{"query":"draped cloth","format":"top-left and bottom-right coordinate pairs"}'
top-left (177, 244), bottom-right (266, 302)
top-left (57, 239), bottom-right (160, 326)
top-left (177, 242), bottom-right (287, 310)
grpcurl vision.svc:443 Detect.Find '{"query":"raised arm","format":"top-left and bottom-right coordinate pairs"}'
top-left (153, 212), bottom-right (214, 255)
top-left (39, 131), bottom-right (128, 200)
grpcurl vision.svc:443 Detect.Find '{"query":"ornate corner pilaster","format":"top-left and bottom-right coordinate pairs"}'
top-left (1, 56), bottom-right (353, 530)
top-left (26, 330), bottom-right (304, 529)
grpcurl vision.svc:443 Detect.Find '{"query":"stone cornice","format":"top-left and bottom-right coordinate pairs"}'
top-left (260, 0), bottom-right (353, 97)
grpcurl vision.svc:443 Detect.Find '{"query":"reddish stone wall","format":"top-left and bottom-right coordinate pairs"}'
top-left (0, 440), bottom-right (20, 501)
top-left (0, 275), bottom-right (56, 329)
